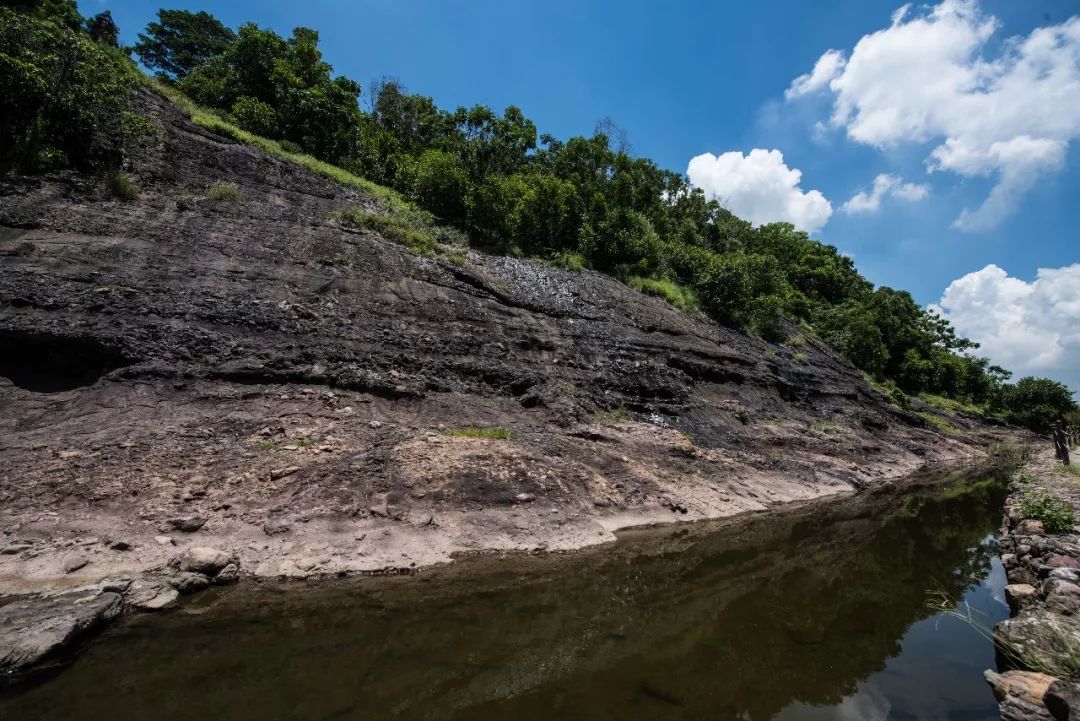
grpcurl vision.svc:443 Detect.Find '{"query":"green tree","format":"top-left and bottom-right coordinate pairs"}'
top-left (0, 0), bottom-right (81, 30)
top-left (815, 302), bottom-right (889, 374)
top-left (998, 377), bottom-right (1078, 433)
top-left (179, 23), bottom-right (361, 162)
top-left (399, 148), bottom-right (470, 224)
top-left (133, 9), bottom-right (235, 80)
top-left (0, 7), bottom-right (142, 172)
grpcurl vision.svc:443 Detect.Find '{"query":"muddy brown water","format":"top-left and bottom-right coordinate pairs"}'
top-left (2, 466), bottom-right (1011, 721)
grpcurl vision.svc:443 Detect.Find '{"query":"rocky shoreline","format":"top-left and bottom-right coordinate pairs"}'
top-left (987, 448), bottom-right (1080, 720)
top-left (0, 453), bottom-right (994, 687)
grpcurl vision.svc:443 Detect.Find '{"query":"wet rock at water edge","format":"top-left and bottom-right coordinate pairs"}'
top-left (0, 590), bottom-right (122, 676)
top-left (213, 563), bottom-right (239, 584)
top-left (1046, 679), bottom-right (1080, 721)
top-left (177, 546), bottom-right (232, 575)
top-left (985, 670), bottom-right (1056, 721)
top-left (170, 571), bottom-right (210, 595)
top-left (124, 579), bottom-right (179, 611)
top-left (1006, 583), bottom-right (1039, 613)
top-left (996, 612), bottom-right (1080, 679)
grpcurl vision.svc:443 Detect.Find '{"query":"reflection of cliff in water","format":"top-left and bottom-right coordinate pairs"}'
top-left (3, 467), bottom-right (1008, 721)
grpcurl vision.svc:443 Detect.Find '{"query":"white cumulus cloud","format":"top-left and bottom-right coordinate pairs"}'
top-left (841, 173), bottom-right (930, 214)
top-left (785, 49), bottom-right (847, 99)
top-left (929, 263), bottom-right (1080, 391)
top-left (788, 0), bottom-right (1080, 231)
top-left (686, 149), bottom-right (833, 232)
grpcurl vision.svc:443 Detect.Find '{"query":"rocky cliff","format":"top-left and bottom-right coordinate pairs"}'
top-left (0, 89), bottom-right (1009, 594)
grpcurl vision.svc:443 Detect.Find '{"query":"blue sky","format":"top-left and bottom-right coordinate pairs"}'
top-left (95, 1), bottom-right (1079, 389)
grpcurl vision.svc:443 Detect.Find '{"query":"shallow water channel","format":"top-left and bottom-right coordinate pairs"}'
top-left (3, 466), bottom-right (1011, 721)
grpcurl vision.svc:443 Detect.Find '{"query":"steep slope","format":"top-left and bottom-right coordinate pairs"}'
top-left (0, 88), bottom-right (1010, 588)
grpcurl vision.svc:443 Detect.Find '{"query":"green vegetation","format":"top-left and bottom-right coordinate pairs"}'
top-left (2, 2), bottom-right (1076, 435)
top-left (133, 9), bottom-right (235, 80)
top-left (1020, 488), bottom-right (1076, 533)
top-left (916, 411), bottom-right (958, 435)
top-left (627, 276), bottom-right (699, 311)
top-left (0, 4), bottom-right (149, 172)
top-left (809, 420), bottom-right (840, 432)
top-left (793, 352), bottom-right (808, 365)
top-left (786, 334), bottom-right (806, 349)
top-left (104, 171), bottom-right (138, 200)
top-left (442, 426), bottom-right (518, 441)
top-left (336, 206), bottom-right (440, 256)
top-left (990, 441), bottom-right (1036, 469)
top-left (207, 183), bottom-right (242, 202)
top-left (146, 77), bottom-right (413, 213)
top-left (996, 377), bottom-right (1077, 434)
top-left (919, 393), bottom-right (983, 417)
top-left (594, 406), bottom-right (630, 425)
top-left (550, 251), bottom-right (586, 272)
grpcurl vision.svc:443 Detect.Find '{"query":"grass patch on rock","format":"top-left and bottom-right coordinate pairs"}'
top-left (442, 426), bottom-right (518, 441)
top-left (809, 419), bottom-right (840, 432)
top-left (627, 276), bottom-right (699, 311)
top-left (337, 207), bottom-right (440, 256)
top-left (550, 251), bottom-right (587, 272)
top-left (917, 411), bottom-right (959, 435)
top-left (593, 406), bottom-right (630, 426)
top-left (104, 172), bottom-right (139, 200)
top-left (919, 393), bottom-right (983, 416)
top-left (207, 183), bottom-right (243, 202)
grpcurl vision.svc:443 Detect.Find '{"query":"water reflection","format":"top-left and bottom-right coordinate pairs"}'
top-left (775, 554), bottom-right (1008, 721)
top-left (2, 468), bottom-right (1009, 721)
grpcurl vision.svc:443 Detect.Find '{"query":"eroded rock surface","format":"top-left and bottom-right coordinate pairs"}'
top-left (0, 89), bottom-right (1016, 593)
top-left (0, 589), bottom-right (121, 678)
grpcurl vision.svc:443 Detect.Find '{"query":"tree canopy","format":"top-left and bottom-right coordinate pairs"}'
top-left (133, 9), bottom-right (235, 79)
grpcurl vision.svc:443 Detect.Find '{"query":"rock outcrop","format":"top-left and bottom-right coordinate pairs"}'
top-left (0, 589), bottom-right (122, 678)
top-left (0, 84), bottom-right (1019, 660)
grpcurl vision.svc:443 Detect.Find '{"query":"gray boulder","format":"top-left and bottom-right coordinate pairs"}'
top-left (0, 590), bottom-right (122, 676)
top-left (170, 571), bottom-right (210, 595)
top-left (178, 546), bottom-right (232, 575)
top-left (996, 611), bottom-right (1080, 679)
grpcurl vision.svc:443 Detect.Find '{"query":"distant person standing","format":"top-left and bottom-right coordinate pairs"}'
top-left (1054, 420), bottom-right (1071, 466)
